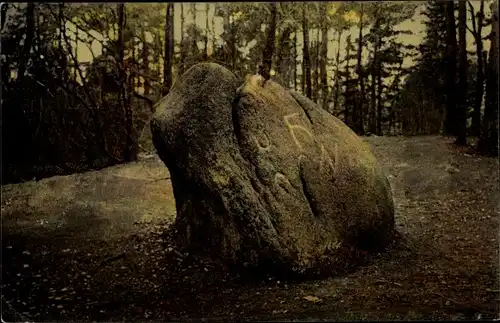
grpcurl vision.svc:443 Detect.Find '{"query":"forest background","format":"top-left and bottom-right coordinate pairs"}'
top-left (1, 1), bottom-right (498, 184)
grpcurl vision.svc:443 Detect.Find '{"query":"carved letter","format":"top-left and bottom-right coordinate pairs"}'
top-left (319, 143), bottom-right (338, 175)
top-left (283, 113), bottom-right (314, 149)
top-left (298, 154), bottom-right (307, 165)
top-left (275, 172), bottom-right (293, 194)
top-left (252, 132), bottom-right (272, 152)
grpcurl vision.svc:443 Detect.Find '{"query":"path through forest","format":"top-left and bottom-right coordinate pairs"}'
top-left (2, 136), bottom-right (498, 321)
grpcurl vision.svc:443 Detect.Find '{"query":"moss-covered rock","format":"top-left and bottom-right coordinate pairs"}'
top-left (151, 63), bottom-right (395, 277)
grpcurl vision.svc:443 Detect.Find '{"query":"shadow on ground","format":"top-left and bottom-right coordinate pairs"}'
top-left (2, 136), bottom-right (499, 321)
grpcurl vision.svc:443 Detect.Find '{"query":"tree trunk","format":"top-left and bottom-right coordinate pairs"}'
top-left (118, 4), bottom-right (136, 162)
top-left (293, 32), bottom-right (298, 91)
top-left (230, 15), bottom-right (237, 71)
top-left (204, 3), bottom-right (209, 61)
top-left (374, 15), bottom-right (383, 136)
top-left (320, 3), bottom-right (329, 110)
top-left (18, 3), bottom-right (34, 83)
top-left (370, 15), bottom-right (381, 135)
top-left (444, 1), bottom-right (458, 136)
top-left (376, 64), bottom-right (383, 136)
top-left (478, 1), bottom-right (499, 156)
top-left (314, 31), bottom-right (320, 103)
top-left (179, 3), bottom-right (185, 75)
top-left (301, 44), bottom-right (305, 93)
top-left (344, 35), bottom-right (352, 126)
top-left (58, 3), bottom-right (63, 53)
top-left (211, 4), bottom-right (216, 57)
top-left (142, 30), bottom-right (150, 95)
top-left (74, 26), bottom-right (78, 80)
top-left (102, 28), bottom-right (109, 57)
top-left (333, 29), bottom-right (343, 113)
top-left (132, 37), bottom-right (139, 90)
top-left (386, 61), bottom-right (404, 134)
top-left (222, 13), bottom-right (230, 63)
top-left (469, 0), bottom-right (485, 137)
top-left (58, 3), bottom-right (66, 84)
top-left (15, 3), bottom-right (35, 163)
top-left (276, 26), bottom-right (292, 84)
top-left (302, 4), bottom-right (312, 98)
top-left (369, 64), bottom-right (377, 134)
top-left (155, 32), bottom-right (161, 90)
top-left (355, 3), bottom-right (365, 134)
top-left (163, 3), bottom-right (174, 96)
top-left (259, 2), bottom-right (277, 81)
top-left (0, 3), bottom-right (8, 31)
top-left (191, 3), bottom-right (197, 62)
top-left (311, 39), bottom-right (318, 103)
top-left (455, 0), bottom-right (468, 145)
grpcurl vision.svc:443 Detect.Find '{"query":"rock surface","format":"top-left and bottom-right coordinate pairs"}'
top-left (151, 63), bottom-right (395, 276)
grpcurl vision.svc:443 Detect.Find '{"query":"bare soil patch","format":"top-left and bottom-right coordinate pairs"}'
top-left (2, 136), bottom-right (498, 321)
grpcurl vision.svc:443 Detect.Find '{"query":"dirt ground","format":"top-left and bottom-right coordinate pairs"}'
top-left (2, 136), bottom-right (499, 321)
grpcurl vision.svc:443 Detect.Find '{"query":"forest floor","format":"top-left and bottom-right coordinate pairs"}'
top-left (2, 135), bottom-right (499, 321)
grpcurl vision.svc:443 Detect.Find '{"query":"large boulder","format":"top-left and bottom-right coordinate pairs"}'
top-left (151, 63), bottom-right (395, 276)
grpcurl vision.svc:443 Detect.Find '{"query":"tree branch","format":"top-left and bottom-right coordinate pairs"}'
top-left (128, 63), bottom-right (160, 82)
top-left (478, 0), bottom-right (485, 34)
top-left (468, 1), bottom-right (478, 36)
top-left (132, 91), bottom-right (154, 113)
top-left (48, 7), bottom-right (122, 163)
top-left (466, 24), bottom-right (475, 35)
top-left (62, 14), bottom-right (116, 54)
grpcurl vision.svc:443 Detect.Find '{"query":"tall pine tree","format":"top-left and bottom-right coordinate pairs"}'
top-left (413, 1), bottom-right (448, 133)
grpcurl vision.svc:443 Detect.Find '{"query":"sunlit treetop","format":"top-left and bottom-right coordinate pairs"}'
top-left (343, 10), bottom-right (360, 24)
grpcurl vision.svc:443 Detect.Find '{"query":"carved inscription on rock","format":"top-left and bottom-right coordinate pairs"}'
top-left (320, 142), bottom-right (338, 175)
top-left (252, 132), bottom-right (272, 152)
top-left (283, 113), bottom-right (314, 150)
top-left (283, 112), bottom-right (338, 175)
top-left (274, 172), bottom-right (294, 194)
top-left (251, 110), bottom-right (339, 193)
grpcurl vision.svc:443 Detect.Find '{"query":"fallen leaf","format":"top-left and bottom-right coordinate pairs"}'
top-left (303, 295), bottom-right (322, 304)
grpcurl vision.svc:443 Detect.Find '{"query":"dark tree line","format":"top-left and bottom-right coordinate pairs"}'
top-left (400, 0), bottom-right (497, 154)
